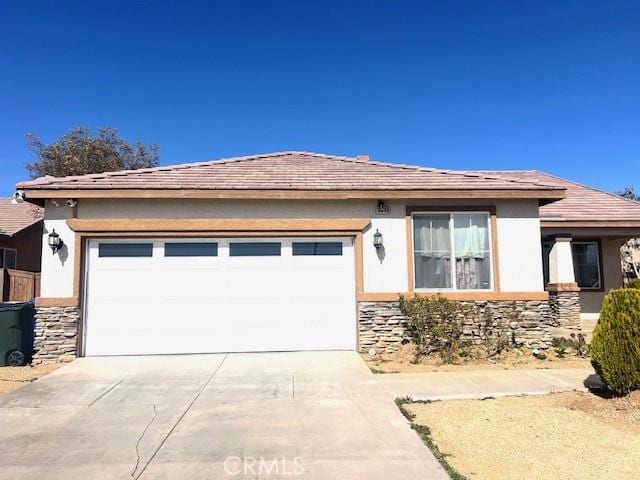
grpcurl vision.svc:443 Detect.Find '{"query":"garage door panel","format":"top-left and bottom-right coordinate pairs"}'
top-left (216, 298), bottom-right (289, 321)
top-left (291, 258), bottom-right (347, 268)
top-left (288, 275), bottom-right (351, 296)
top-left (84, 237), bottom-right (356, 356)
top-left (90, 277), bottom-right (159, 301)
top-left (222, 280), bottom-right (287, 299)
top-left (223, 268), bottom-right (286, 294)
top-left (158, 274), bottom-right (226, 299)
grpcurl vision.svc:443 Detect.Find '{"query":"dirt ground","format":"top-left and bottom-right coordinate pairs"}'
top-left (364, 343), bottom-right (592, 373)
top-left (406, 391), bottom-right (640, 480)
top-left (0, 364), bottom-right (60, 395)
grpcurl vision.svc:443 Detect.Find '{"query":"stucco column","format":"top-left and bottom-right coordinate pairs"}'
top-left (547, 236), bottom-right (581, 331)
top-left (548, 236), bottom-right (576, 286)
top-left (33, 200), bottom-right (79, 363)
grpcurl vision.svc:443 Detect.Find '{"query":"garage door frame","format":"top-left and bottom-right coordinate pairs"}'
top-left (76, 226), bottom-right (368, 357)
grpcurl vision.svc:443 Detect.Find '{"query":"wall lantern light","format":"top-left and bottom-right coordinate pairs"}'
top-left (48, 229), bottom-right (64, 254)
top-left (373, 229), bottom-right (383, 249)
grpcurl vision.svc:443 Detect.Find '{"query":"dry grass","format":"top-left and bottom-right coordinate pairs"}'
top-left (364, 343), bottom-right (591, 373)
top-left (0, 364), bottom-right (60, 395)
top-left (405, 391), bottom-right (640, 480)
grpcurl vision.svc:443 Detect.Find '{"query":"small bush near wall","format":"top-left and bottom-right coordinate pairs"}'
top-left (551, 333), bottom-right (588, 358)
top-left (590, 289), bottom-right (640, 395)
top-left (398, 295), bottom-right (473, 363)
top-left (624, 278), bottom-right (640, 290)
top-left (397, 296), bottom-right (528, 363)
top-left (479, 304), bottom-right (517, 357)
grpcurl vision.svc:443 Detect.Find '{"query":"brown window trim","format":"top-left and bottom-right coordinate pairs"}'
top-left (571, 238), bottom-right (604, 292)
top-left (405, 206), bottom-right (500, 293)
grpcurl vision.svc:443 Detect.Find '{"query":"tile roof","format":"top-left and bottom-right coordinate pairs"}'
top-left (0, 198), bottom-right (43, 237)
top-left (16, 151), bottom-right (563, 194)
top-left (474, 170), bottom-right (640, 224)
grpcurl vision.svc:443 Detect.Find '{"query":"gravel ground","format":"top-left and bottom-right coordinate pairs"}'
top-left (0, 364), bottom-right (60, 395)
top-left (364, 344), bottom-right (592, 373)
top-left (406, 391), bottom-right (640, 480)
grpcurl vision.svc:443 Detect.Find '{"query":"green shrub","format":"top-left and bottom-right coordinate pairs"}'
top-left (570, 332), bottom-right (589, 358)
top-left (625, 278), bottom-right (640, 290)
top-left (398, 294), bottom-right (472, 363)
top-left (590, 288), bottom-right (640, 395)
top-left (480, 304), bottom-right (516, 357)
top-left (551, 332), bottom-right (588, 358)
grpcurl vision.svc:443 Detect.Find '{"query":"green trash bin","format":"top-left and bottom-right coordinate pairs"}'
top-left (0, 302), bottom-right (35, 366)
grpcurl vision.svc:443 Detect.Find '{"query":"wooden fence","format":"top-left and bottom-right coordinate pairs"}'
top-left (0, 268), bottom-right (41, 302)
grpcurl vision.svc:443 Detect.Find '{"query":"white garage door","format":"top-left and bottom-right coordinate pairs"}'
top-left (83, 237), bottom-right (356, 356)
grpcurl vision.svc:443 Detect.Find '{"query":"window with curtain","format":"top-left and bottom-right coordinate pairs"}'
top-left (413, 213), bottom-right (492, 290)
top-left (572, 241), bottom-right (601, 289)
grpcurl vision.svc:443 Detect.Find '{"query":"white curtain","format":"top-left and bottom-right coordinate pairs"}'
top-left (413, 215), bottom-right (452, 288)
top-left (454, 214), bottom-right (490, 289)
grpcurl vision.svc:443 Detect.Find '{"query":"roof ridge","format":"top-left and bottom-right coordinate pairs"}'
top-left (16, 151), bottom-right (360, 188)
top-left (16, 151), bottom-right (565, 192)
top-left (375, 163), bottom-right (561, 189)
top-left (470, 169), bottom-right (538, 174)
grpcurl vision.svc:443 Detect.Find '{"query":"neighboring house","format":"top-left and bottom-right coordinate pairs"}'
top-left (0, 198), bottom-right (43, 272)
top-left (15, 152), bottom-right (640, 362)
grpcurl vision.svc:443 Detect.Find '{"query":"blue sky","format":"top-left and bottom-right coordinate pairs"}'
top-left (1, 1), bottom-right (639, 195)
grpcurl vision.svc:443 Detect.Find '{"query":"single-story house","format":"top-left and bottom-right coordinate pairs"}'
top-left (15, 151), bottom-right (640, 362)
top-left (0, 198), bottom-right (43, 273)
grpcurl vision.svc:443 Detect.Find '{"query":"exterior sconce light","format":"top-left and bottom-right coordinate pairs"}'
top-left (373, 229), bottom-right (383, 249)
top-left (48, 229), bottom-right (64, 254)
top-left (376, 200), bottom-right (389, 215)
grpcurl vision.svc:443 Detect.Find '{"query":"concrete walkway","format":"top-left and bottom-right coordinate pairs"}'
top-left (0, 352), bottom-right (448, 480)
top-left (377, 368), bottom-right (603, 401)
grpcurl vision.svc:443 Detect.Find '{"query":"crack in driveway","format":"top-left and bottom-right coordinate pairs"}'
top-left (134, 353), bottom-right (228, 480)
top-left (131, 404), bottom-right (157, 478)
top-left (88, 378), bottom-right (125, 406)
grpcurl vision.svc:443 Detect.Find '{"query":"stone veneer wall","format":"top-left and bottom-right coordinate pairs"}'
top-left (358, 300), bottom-right (554, 355)
top-left (32, 306), bottom-right (80, 363)
top-left (547, 290), bottom-right (581, 330)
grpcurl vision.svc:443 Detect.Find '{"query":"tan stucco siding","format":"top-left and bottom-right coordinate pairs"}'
top-left (39, 198), bottom-right (546, 298)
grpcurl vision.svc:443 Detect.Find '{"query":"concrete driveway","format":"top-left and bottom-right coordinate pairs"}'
top-left (0, 352), bottom-right (448, 480)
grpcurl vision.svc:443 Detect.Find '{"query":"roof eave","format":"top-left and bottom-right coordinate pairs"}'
top-left (541, 220), bottom-right (640, 228)
top-left (22, 188), bottom-right (566, 201)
